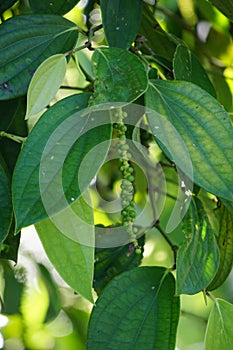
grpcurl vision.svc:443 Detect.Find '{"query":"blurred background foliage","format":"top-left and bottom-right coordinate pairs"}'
top-left (0, 0), bottom-right (232, 349)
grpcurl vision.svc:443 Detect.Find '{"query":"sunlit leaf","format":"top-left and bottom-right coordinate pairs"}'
top-left (90, 47), bottom-right (148, 105)
top-left (35, 195), bottom-right (95, 303)
top-left (176, 198), bottom-right (220, 294)
top-left (88, 267), bottom-right (180, 350)
top-left (25, 54), bottom-right (67, 120)
top-left (205, 299), bottom-right (233, 350)
top-left (146, 80), bottom-right (233, 202)
top-left (12, 93), bottom-right (111, 231)
top-left (207, 205), bottom-right (233, 290)
top-left (173, 44), bottom-right (216, 97)
top-left (209, 0), bottom-right (233, 22)
top-left (0, 0), bottom-right (17, 15)
top-left (0, 14), bottom-right (78, 100)
top-left (100, 0), bottom-right (142, 49)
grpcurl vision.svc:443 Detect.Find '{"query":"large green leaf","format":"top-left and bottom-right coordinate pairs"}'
top-left (90, 47), bottom-right (148, 105)
top-left (0, 154), bottom-right (12, 244)
top-left (29, 0), bottom-right (78, 15)
top-left (173, 44), bottom-right (216, 97)
top-left (205, 299), bottom-right (233, 349)
top-left (94, 235), bottom-right (145, 295)
top-left (35, 195), bottom-right (94, 303)
top-left (176, 198), bottom-right (220, 294)
top-left (25, 54), bottom-right (67, 119)
top-left (100, 0), bottom-right (142, 49)
top-left (87, 267), bottom-right (180, 350)
top-left (146, 80), bottom-right (233, 202)
top-left (12, 93), bottom-right (111, 232)
top-left (208, 205), bottom-right (233, 290)
top-left (209, 0), bottom-right (233, 22)
top-left (0, 14), bottom-right (78, 100)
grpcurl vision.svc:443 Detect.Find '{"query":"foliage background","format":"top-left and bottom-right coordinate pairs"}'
top-left (0, 0), bottom-right (232, 349)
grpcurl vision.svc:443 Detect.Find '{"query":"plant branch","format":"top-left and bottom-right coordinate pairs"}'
top-left (154, 222), bottom-right (178, 269)
top-left (0, 131), bottom-right (26, 143)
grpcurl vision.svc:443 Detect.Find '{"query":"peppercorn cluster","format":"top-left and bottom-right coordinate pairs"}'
top-left (112, 109), bottom-right (141, 255)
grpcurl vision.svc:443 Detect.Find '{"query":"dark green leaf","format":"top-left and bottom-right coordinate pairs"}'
top-left (37, 263), bottom-right (61, 322)
top-left (205, 299), bottom-right (233, 350)
top-left (146, 80), bottom-right (233, 202)
top-left (173, 44), bottom-right (216, 97)
top-left (209, 0), bottom-right (233, 22)
top-left (90, 47), bottom-right (148, 105)
top-left (139, 3), bottom-right (178, 69)
top-left (0, 221), bottom-right (20, 262)
top-left (35, 195), bottom-right (94, 303)
top-left (0, 15), bottom-right (78, 100)
top-left (29, 0), bottom-right (78, 15)
top-left (1, 260), bottom-right (24, 314)
top-left (0, 0), bottom-right (17, 15)
top-left (100, 0), bottom-right (142, 49)
top-left (87, 267), bottom-right (180, 350)
top-left (176, 198), bottom-right (220, 294)
top-left (0, 154), bottom-right (12, 244)
top-left (208, 205), bottom-right (233, 290)
top-left (94, 235), bottom-right (145, 294)
top-left (12, 93), bottom-right (111, 232)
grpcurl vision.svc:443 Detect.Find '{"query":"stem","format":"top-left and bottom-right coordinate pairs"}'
top-left (0, 131), bottom-right (26, 144)
top-left (64, 42), bottom-right (92, 57)
top-left (154, 222), bottom-right (178, 269)
top-left (88, 24), bottom-right (103, 41)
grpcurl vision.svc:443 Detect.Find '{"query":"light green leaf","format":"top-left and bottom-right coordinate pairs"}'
top-left (205, 299), bottom-right (233, 349)
top-left (87, 267), bottom-right (180, 350)
top-left (176, 198), bottom-right (220, 294)
top-left (12, 93), bottom-right (111, 231)
top-left (90, 47), bottom-right (148, 105)
top-left (173, 44), bottom-right (216, 97)
top-left (146, 80), bottom-right (233, 202)
top-left (208, 205), bottom-right (233, 290)
top-left (25, 54), bottom-right (67, 120)
top-left (0, 154), bottom-right (12, 244)
top-left (35, 195), bottom-right (94, 303)
top-left (209, 0), bottom-right (233, 22)
top-left (100, 0), bottom-right (142, 49)
top-left (0, 14), bottom-right (78, 100)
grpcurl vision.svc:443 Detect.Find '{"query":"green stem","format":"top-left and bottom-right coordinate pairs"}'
top-left (154, 222), bottom-right (178, 269)
top-left (64, 42), bottom-right (91, 57)
top-left (0, 131), bottom-right (26, 144)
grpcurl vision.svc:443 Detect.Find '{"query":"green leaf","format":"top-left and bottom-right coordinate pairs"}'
top-left (100, 0), bottom-right (142, 49)
top-left (0, 0), bottom-right (17, 15)
top-left (87, 267), bottom-right (180, 350)
top-left (90, 47), bottom-right (148, 105)
top-left (0, 154), bottom-right (12, 244)
top-left (25, 54), bottom-right (67, 119)
top-left (176, 198), bottom-right (220, 294)
top-left (207, 205), bottom-right (233, 290)
top-left (146, 80), bottom-right (233, 202)
top-left (29, 0), bottom-right (78, 15)
top-left (139, 3), bottom-right (178, 69)
top-left (35, 195), bottom-right (94, 303)
top-left (173, 44), bottom-right (216, 97)
top-left (209, 0), bottom-right (233, 22)
top-left (1, 260), bottom-right (24, 315)
top-left (94, 235), bottom-right (145, 295)
top-left (37, 263), bottom-right (61, 322)
top-left (0, 14), bottom-right (78, 100)
top-left (205, 299), bottom-right (233, 350)
top-left (0, 221), bottom-right (20, 262)
top-left (12, 93), bottom-right (111, 231)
